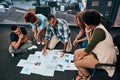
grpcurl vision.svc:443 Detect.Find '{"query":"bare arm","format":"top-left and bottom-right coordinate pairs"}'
top-left (77, 27), bottom-right (92, 41)
top-left (75, 28), bottom-right (91, 43)
top-left (85, 27), bottom-right (92, 40)
top-left (76, 37), bottom-right (87, 43)
top-left (73, 29), bottom-right (85, 46)
top-left (11, 34), bottom-right (23, 49)
top-left (63, 42), bottom-right (68, 52)
top-left (21, 35), bottom-right (28, 43)
top-left (42, 40), bottom-right (49, 55)
top-left (36, 29), bottom-right (42, 41)
top-left (60, 42), bottom-right (68, 57)
top-left (32, 28), bottom-right (37, 39)
top-left (76, 29), bottom-right (85, 40)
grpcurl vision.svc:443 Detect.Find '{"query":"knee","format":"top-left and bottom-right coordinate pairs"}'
top-left (27, 40), bottom-right (33, 47)
top-left (74, 48), bottom-right (84, 55)
top-left (74, 61), bottom-right (79, 68)
top-left (66, 48), bottom-right (72, 52)
top-left (8, 44), bottom-right (15, 54)
top-left (74, 61), bottom-right (77, 66)
top-left (8, 48), bottom-right (14, 54)
top-left (48, 46), bottom-right (54, 50)
top-left (29, 41), bottom-right (33, 46)
top-left (74, 49), bottom-right (79, 55)
top-left (73, 50), bottom-right (78, 61)
top-left (48, 44), bottom-right (55, 49)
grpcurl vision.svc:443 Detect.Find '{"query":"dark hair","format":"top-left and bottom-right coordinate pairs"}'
top-left (24, 11), bottom-right (37, 23)
top-left (82, 9), bottom-right (101, 26)
top-left (47, 14), bottom-right (55, 21)
top-left (10, 24), bottom-right (18, 31)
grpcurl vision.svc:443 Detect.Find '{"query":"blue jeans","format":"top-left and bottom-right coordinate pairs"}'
top-left (76, 32), bottom-right (88, 48)
top-left (78, 41), bottom-right (88, 48)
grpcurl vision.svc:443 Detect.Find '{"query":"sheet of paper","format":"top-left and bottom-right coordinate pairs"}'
top-left (27, 54), bottom-right (41, 63)
top-left (20, 66), bottom-right (32, 75)
top-left (32, 62), bottom-right (45, 76)
top-left (34, 51), bottom-right (42, 56)
top-left (32, 61), bottom-right (55, 77)
top-left (42, 62), bottom-right (55, 77)
top-left (63, 53), bottom-right (74, 61)
top-left (17, 49), bottom-right (76, 77)
top-left (64, 63), bottom-right (78, 70)
top-left (17, 59), bottom-right (29, 67)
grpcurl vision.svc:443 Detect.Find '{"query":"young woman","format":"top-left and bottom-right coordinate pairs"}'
top-left (73, 10), bottom-right (91, 48)
top-left (24, 11), bottom-right (47, 45)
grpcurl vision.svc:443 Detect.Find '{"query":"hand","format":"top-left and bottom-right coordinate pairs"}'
top-left (85, 27), bottom-right (92, 33)
top-left (42, 48), bottom-right (47, 56)
top-left (60, 51), bottom-right (65, 57)
top-left (36, 33), bottom-right (40, 40)
top-left (34, 33), bottom-right (37, 40)
top-left (74, 54), bottom-right (81, 61)
top-left (74, 51), bottom-right (86, 61)
top-left (18, 33), bottom-right (24, 39)
top-left (73, 39), bottom-right (77, 46)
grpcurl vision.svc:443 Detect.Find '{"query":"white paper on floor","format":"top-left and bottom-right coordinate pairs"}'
top-left (17, 49), bottom-right (77, 77)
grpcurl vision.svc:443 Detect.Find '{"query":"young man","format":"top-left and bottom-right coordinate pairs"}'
top-left (42, 14), bottom-right (72, 57)
top-left (8, 25), bottom-right (33, 57)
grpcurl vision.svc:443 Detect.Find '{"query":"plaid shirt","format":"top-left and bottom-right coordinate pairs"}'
top-left (45, 19), bottom-right (70, 43)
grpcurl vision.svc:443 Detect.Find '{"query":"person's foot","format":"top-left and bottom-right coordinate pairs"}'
top-left (37, 39), bottom-right (41, 44)
top-left (41, 41), bottom-right (44, 45)
top-left (86, 75), bottom-right (91, 80)
top-left (11, 53), bottom-right (14, 57)
top-left (28, 45), bottom-right (37, 50)
top-left (73, 75), bottom-right (90, 80)
top-left (37, 42), bottom-right (41, 44)
top-left (79, 75), bottom-right (91, 80)
top-left (76, 75), bottom-right (81, 80)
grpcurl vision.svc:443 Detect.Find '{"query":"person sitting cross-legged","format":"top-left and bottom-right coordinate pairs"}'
top-left (8, 25), bottom-right (36, 57)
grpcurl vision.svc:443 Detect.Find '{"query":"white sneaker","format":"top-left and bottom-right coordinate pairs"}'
top-left (28, 45), bottom-right (37, 50)
top-left (37, 42), bottom-right (41, 44)
top-left (11, 53), bottom-right (14, 57)
top-left (41, 42), bottom-right (44, 45)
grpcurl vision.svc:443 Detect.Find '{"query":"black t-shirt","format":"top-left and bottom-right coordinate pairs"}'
top-left (10, 27), bottom-right (27, 42)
